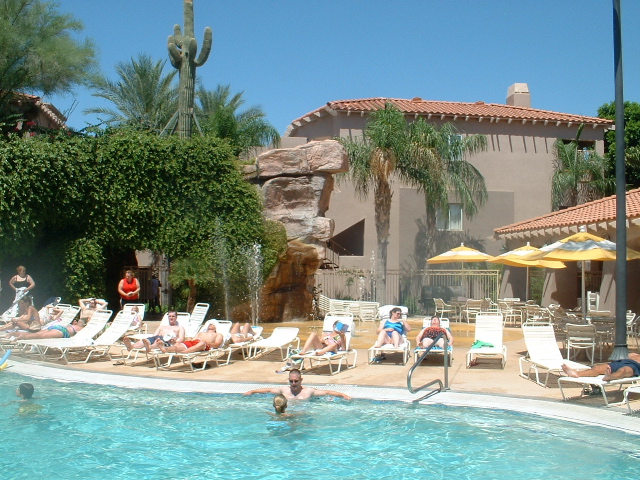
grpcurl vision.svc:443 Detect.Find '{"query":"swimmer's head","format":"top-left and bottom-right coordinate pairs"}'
top-left (17, 383), bottom-right (34, 399)
top-left (273, 394), bottom-right (288, 413)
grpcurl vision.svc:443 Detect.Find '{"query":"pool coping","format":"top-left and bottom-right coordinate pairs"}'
top-left (5, 358), bottom-right (640, 436)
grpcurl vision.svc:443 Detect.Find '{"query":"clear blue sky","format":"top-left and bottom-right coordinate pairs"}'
top-left (50, 0), bottom-right (640, 134)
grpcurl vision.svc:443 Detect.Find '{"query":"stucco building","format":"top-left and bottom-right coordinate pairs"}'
top-left (285, 84), bottom-right (614, 282)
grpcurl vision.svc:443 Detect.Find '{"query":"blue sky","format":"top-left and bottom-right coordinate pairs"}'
top-left (50, 0), bottom-right (640, 134)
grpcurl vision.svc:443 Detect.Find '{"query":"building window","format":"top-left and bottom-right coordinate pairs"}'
top-left (436, 204), bottom-right (463, 231)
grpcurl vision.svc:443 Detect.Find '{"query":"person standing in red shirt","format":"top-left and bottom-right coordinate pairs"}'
top-left (117, 270), bottom-right (140, 309)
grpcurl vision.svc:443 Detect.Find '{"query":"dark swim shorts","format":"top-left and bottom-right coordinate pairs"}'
top-left (609, 359), bottom-right (640, 377)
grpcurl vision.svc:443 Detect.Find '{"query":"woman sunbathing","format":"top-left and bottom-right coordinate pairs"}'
top-left (298, 320), bottom-right (347, 356)
top-left (14, 319), bottom-right (84, 340)
top-left (0, 296), bottom-right (40, 332)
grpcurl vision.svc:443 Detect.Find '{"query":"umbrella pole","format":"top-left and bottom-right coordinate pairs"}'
top-left (526, 266), bottom-right (530, 301)
top-left (581, 262), bottom-right (587, 319)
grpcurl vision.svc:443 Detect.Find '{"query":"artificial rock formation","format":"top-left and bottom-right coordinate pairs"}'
top-left (254, 140), bottom-right (348, 322)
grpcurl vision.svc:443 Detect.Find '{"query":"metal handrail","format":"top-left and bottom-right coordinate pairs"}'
top-left (407, 332), bottom-right (450, 401)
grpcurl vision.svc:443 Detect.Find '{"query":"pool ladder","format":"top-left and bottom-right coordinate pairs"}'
top-left (406, 332), bottom-right (450, 401)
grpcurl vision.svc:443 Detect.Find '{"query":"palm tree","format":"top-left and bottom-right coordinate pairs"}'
top-left (341, 103), bottom-right (487, 303)
top-left (551, 124), bottom-right (612, 210)
top-left (196, 84), bottom-right (280, 156)
top-left (85, 54), bottom-right (177, 131)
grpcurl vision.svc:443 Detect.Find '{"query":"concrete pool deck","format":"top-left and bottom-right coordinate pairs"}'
top-left (3, 318), bottom-right (640, 434)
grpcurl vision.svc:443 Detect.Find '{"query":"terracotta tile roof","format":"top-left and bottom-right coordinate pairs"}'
top-left (289, 97), bottom-right (614, 129)
top-left (11, 92), bottom-right (67, 127)
top-left (495, 188), bottom-right (640, 237)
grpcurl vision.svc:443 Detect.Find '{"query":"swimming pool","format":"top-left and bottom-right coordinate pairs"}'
top-left (1, 372), bottom-right (639, 480)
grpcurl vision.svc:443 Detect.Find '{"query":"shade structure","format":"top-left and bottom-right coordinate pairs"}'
top-left (522, 230), bottom-right (640, 317)
top-left (487, 242), bottom-right (565, 300)
top-left (427, 243), bottom-right (491, 264)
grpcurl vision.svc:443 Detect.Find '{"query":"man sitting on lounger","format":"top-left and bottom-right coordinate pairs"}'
top-left (122, 311), bottom-right (184, 353)
top-left (156, 321), bottom-right (224, 354)
top-left (562, 353), bottom-right (640, 381)
top-left (243, 369), bottom-right (351, 400)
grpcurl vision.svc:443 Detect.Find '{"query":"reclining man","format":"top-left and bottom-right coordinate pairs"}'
top-left (122, 311), bottom-right (184, 353)
top-left (157, 321), bottom-right (225, 354)
top-left (562, 352), bottom-right (640, 382)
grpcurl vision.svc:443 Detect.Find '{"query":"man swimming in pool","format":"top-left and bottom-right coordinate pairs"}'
top-left (562, 352), bottom-right (640, 381)
top-left (243, 369), bottom-right (351, 400)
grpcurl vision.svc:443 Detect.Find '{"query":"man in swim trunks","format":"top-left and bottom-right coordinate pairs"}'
top-left (416, 316), bottom-right (454, 349)
top-left (14, 318), bottom-right (84, 340)
top-left (122, 311), bottom-right (185, 353)
top-left (244, 369), bottom-right (351, 400)
top-left (79, 297), bottom-right (108, 323)
top-left (157, 322), bottom-right (224, 354)
top-left (562, 352), bottom-right (640, 381)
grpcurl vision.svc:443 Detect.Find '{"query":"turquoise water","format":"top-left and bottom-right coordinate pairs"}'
top-left (1, 373), bottom-right (639, 480)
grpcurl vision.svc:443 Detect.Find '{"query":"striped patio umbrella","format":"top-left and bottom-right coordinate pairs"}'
top-left (522, 230), bottom-right (640, 317)
top-left (487, 242), bottom-right (565, 300)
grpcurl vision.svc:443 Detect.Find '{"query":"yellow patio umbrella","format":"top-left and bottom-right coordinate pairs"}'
top-left (522, 230), bottom-right (640, 317)
top-left (487, 242), bottom-right (565, 300)
top-left (427, 243), bottom-right (492, 264)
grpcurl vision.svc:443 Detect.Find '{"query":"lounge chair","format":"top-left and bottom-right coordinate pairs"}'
top-left (121, 303), bottom-right (147, 334)
top-left (519, 324), bottom-right (589, 387)
top-left (17, 310), bottom-right (113, 362)
top-left (623, 384), bottom-right (640, 413)
top-left (223, 324), bottom-right (264, 364)
top-left (185, 303), bottom-right (210, 337)
top-left (368, 305), bottom-right (411, 365)
top-left (289, 314), bottom-right (358, 375)
top-left (245, 327), bottom-right (300, 360)
top-left (557, 374), bottom-right (640, 407)
top-left (465, 313), bottom-right (507, 368)
top-left (414, 317), bottom-right (453, 366)
top-left (64, 310), bottom-right (136, 364)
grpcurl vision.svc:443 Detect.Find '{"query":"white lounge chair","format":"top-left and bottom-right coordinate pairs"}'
top-left (185, 303), bottom-right (210, 337)
top-left (519, 324), bottom-right (590, 387)
top-left (122, 303), bottom-right (147, 334)
top-left (246, 327), bottom-right (300, 360)
top-left (414, 317), bottom-right (453, 366)
top-left (368, 305), bottom-right (411, 365)
top-left (289, 314), bottom-right (358, 375)
top-left (223, 324), bottom-right (264, 364)
top-left (17, 310), bottom-right (113, 362)
top-left (465, 313), bottom-right (507, 368)
top-left (623, 384), bottom-right (640, 413)
top-left (64, 310), bottom-right (136, 364)
top-left (558, 374), bottom-right (640, 407)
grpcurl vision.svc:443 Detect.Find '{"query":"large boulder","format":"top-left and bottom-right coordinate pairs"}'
top-left (256, 139), bottom-right (347, 178)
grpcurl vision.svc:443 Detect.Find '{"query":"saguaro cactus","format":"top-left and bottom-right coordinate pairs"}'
top-left (167, 0), bottom-right (212, 138)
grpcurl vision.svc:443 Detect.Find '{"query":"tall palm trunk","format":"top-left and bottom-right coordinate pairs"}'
top-left (374, 177), bottom-right (392, 304)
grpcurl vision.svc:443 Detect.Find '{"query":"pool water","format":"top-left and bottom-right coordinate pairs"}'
top-left (1, 373), bottom-right (639, 480)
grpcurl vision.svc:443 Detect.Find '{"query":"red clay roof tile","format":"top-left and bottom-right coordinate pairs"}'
top-left (495, 188), bottom-right (640, 235)
top-left (290, 97), bottom-right (614, 127)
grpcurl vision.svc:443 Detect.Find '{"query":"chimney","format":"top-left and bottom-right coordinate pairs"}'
top-left (506, 83), bottom-right (531, 108)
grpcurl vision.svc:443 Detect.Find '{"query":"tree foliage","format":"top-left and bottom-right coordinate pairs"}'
top-left (598, 101), bottom-right (640, 188)
top-left (0, 129), bottom-right (286, 304)
top-left (0, 0), bottom-right (96, 113)
top-left (196, 84), bottom-right (280, 157)
top-left (85, 54), bottom-right (178, 132)
top-left (551, 124), bottom-right (612, 210)
top-left (340, 103), bottom-right (487, 303)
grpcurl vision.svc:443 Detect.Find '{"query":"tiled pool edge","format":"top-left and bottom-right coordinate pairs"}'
top-left (5, 359), bottom-right (640, 435)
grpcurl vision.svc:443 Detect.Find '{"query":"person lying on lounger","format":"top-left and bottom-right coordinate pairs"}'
top-left (562, 353), bottom-right (640, 381)
top-left (228, 322), bottom-right (256, 343)
top-left (156, 322), bottom-right (224, 354)
top-left (122, 311), bottom-right (184, 353)
top-left (78, 297), bottom-right (107, 323)
top-left (244, 369), bottom-right (351, 400)
top-left (13, 318), bottom-right (84, 340)
top-left (297, 319), bottom-right (347, 356)
top-left (415, 316), bottom-right (453, 349)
